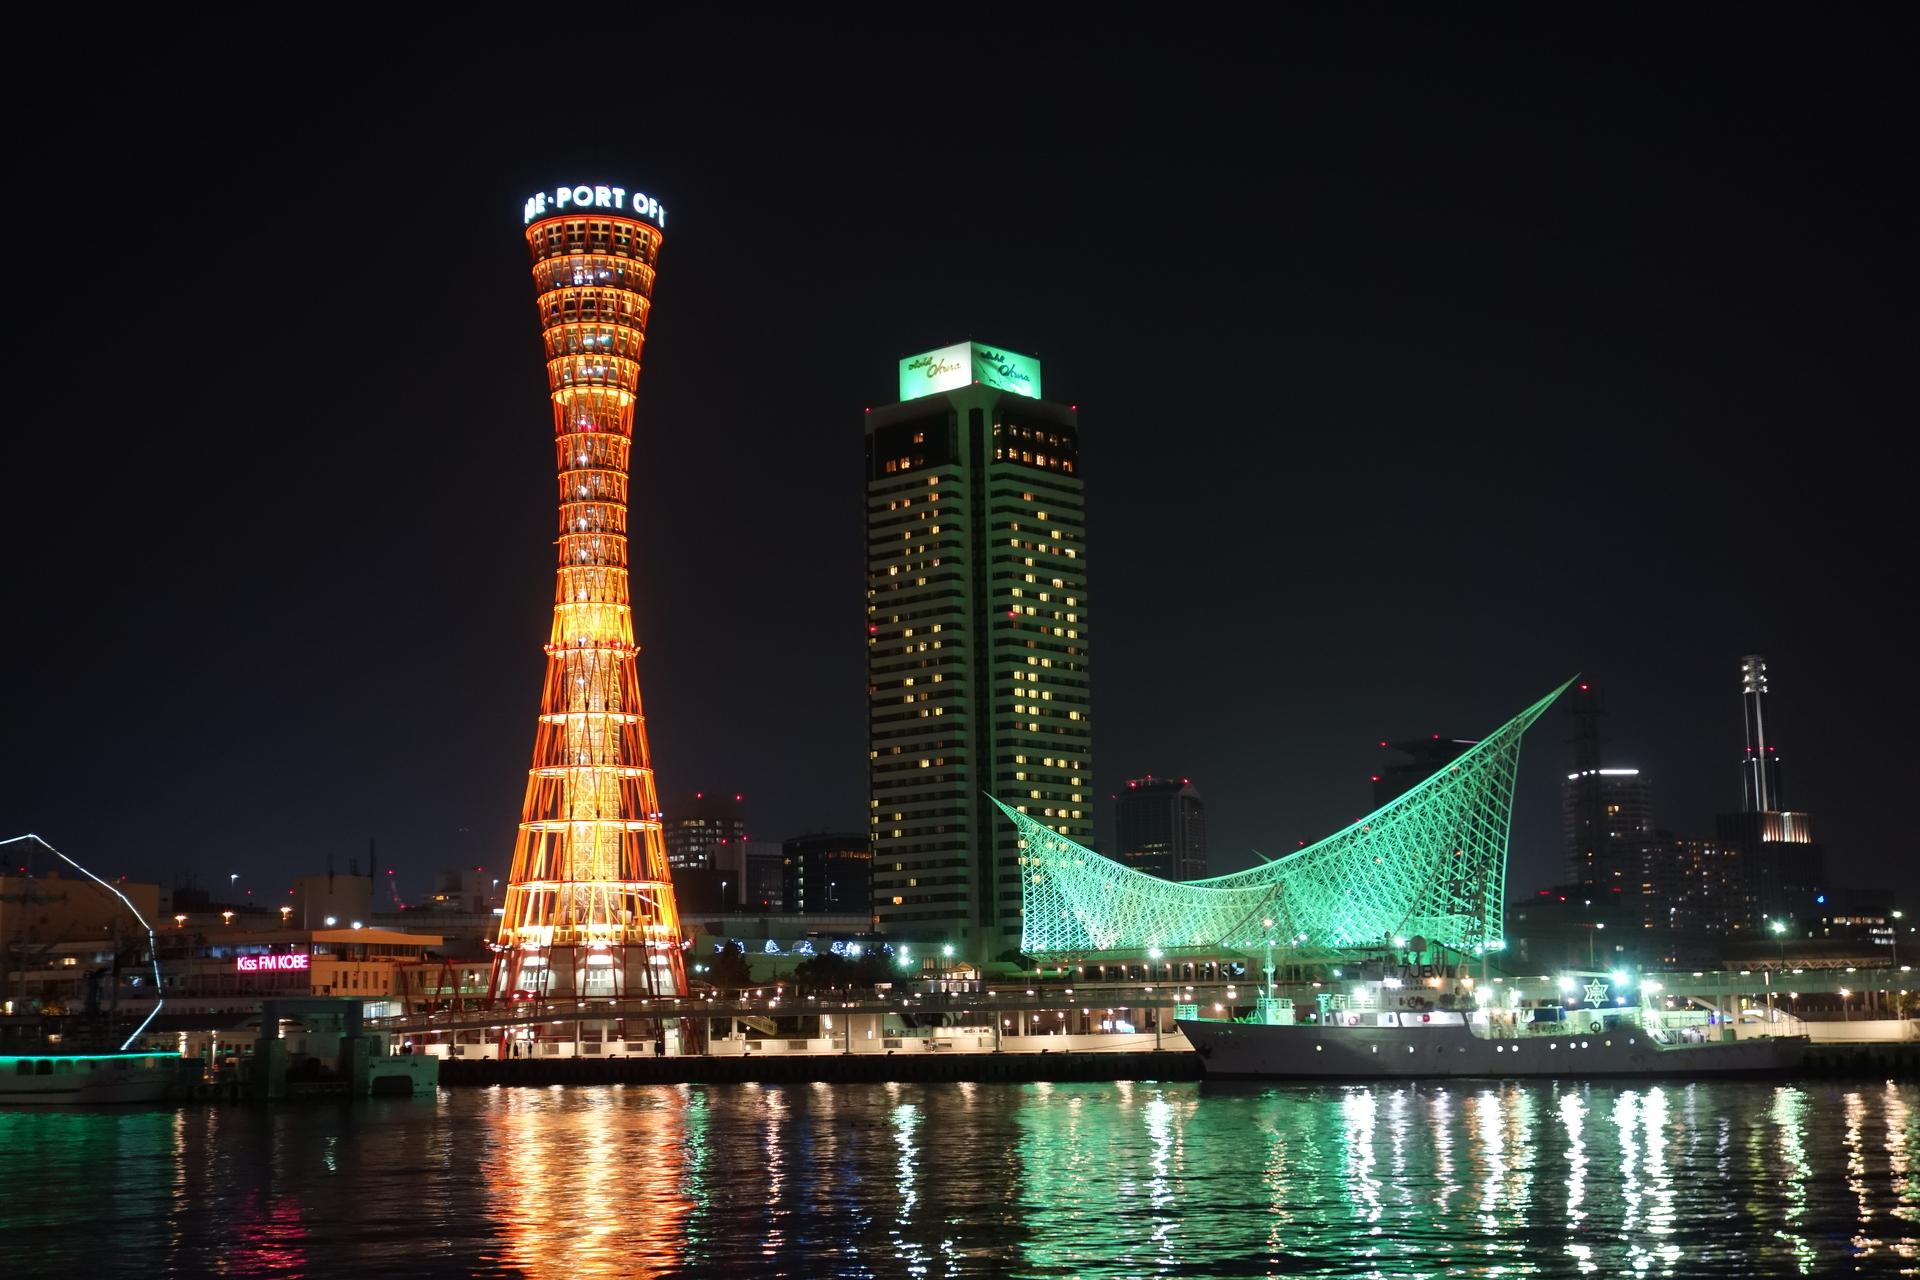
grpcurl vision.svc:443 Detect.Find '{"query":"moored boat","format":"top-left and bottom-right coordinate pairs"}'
top-left (1178, 964), bottom-right (1807, 1079)
top-left (0, 1052), bottom-right (177, 1104)
top-left (1180, 1013), bottom-right (1806, 1078)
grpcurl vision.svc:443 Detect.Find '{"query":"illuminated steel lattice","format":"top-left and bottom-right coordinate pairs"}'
top-left (491, 203), bottom-right (685, 1002)
top-left (1009, 685), bottom-right (1568, 959)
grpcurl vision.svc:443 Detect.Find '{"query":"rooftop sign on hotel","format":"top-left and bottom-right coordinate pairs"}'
top-left (898, 341), bottom-right (1042, 402)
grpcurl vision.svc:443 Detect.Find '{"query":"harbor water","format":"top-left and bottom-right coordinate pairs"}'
top-left (4, 1078), bottom-right (1918, 1277)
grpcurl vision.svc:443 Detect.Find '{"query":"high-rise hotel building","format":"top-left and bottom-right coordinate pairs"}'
top-left (865, 342), bottom-right (1092, 961)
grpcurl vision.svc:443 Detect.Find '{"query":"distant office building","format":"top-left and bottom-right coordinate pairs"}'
top-left (1644, 833), bottom-right (1745, 934)
top-left (421, 870), bottom-right (488, 914)
top-left (1560, 684), bottom-right (1654, 891)
top-left (675, 836), bottom-right (787, 915)
top-left (743, 841), bottom-right (784, 911)
top-left (292, 872), bottom-right (373, 931)
top-left (1562, 768), bottom-right (1654, 889)
top-left (1372, 737), bottom-right (1477, 807)
top-left (1112, 777), bottom-right (1207, 881)
top-left (782, 834), bottom-right (873, 916)
top-left (1718, 810), bottom-right (1825, 925)
top-left (670, 868), bottom-right (733, 916)
top-left (865, 342), bottom-right (1092, 961)
top-left (664, 793), bottom-right (747, 873)
top-left (1503, 886), bottom-right (1641, 969)
top-left (1717, 655), bottom-right (1825, 925)
top-left (1553, 683), bottom-right (1747, 935)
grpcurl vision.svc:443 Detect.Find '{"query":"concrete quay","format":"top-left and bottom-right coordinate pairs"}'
top-left (1801, 1041), bottom-right (1920, 1077)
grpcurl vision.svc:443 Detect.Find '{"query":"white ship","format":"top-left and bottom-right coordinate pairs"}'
top-left (0, 1051), bottom-right (177, 1104)
top-left (1177, 967), bottom-right (1807, 1079)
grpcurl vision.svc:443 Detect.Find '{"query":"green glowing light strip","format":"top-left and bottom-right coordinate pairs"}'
top-left (1003, 684), bottom-right (1569, 958)
top-left (1, 1053), bottom-right (167, 1062)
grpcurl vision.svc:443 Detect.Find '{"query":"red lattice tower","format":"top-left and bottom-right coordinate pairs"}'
top-left (491, 185), bottom-right (685, 1006)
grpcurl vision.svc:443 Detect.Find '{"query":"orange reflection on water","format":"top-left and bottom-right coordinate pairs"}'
top-left (482, 1085), bottom-right (692, 1278)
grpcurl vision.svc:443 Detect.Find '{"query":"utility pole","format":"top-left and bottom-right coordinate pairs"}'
top-left (109, 913), bottom-right (122, 1028)
top-left (2, 871), bottom-right (67, 1009)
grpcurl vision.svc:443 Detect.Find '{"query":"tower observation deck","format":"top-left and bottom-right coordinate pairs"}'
top-left (490, 183), bottom-right (685, 1004)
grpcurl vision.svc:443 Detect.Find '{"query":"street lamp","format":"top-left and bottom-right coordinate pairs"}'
top-left (1765, 919), bottom-right (1789, 1023)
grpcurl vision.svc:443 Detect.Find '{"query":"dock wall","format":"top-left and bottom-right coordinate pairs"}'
top-left (1802, 1043), bottom-right (1920, 1076)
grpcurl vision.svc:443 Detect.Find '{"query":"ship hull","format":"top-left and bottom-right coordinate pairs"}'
top-left (0, 1058), bottom-right (175, 1105)
top-left (1178, 1020), bottom-right (1807, 1079)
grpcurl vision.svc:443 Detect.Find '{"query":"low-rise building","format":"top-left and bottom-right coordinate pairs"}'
top-left (142, 926), bottom-right (445, 1004)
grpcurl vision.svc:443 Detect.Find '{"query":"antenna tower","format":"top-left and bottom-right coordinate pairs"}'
top-left (1740, 654), bottom-right (1781, 812)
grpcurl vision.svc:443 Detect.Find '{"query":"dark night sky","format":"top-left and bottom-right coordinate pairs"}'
top-left (2, 17), bottom-right (1909, 912)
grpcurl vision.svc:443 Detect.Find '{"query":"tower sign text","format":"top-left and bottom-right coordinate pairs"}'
top-left (523, 185), bottom-right (666, 228)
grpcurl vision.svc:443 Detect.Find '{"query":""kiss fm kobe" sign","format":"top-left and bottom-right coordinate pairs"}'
top-left (235, 953), bottom-right (310, 973)
top-left (523, 185), bottom-right (667, 228)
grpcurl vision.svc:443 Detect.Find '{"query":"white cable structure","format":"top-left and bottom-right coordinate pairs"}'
top-left (2, 833), bottom-right (165, 1050)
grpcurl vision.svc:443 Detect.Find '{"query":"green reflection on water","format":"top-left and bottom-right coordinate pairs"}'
top-left (9, 1080), bottom-right (1920, 1277)
top-left (1000, 1080), bottom-right (1920, 1278)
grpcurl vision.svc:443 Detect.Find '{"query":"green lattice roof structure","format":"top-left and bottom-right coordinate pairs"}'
top-left (1002, 683), bottom-right (1569, 960)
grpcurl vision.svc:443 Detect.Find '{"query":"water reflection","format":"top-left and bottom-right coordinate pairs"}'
top-left (890, 1095), bottom-right (926, 1274)
top-left (1884, 1084), bottom-right (1919, 1263)
top-left (11, 1080), bottom-right (1920, 1275)
top-left (482, 1085), bottom-right (691, 1277)
top-left (1559, 1089), bottom-right (1589, 1228)
top-left (1770, 1085), bottom-right (1816, 1273)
